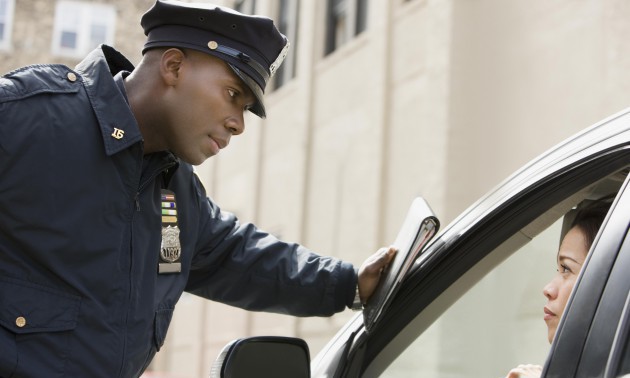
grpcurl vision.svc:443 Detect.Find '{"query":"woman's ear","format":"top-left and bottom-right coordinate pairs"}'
top-left (160, 48), bottom-right (186, 86)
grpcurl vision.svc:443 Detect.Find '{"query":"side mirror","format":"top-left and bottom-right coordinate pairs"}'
top-left (210, 336), bottom-right (310, 378)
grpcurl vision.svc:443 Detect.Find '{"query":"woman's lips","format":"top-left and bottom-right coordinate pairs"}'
top-left (544, 306), bottom-right (556, 321)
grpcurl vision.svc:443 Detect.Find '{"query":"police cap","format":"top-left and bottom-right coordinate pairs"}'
top-left (141, 0), bottom-right (290, 118)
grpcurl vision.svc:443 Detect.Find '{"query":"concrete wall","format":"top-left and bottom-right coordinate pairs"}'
top-left (4, 0), bottom-right (630, 377)
top-left (168, 1), bottom-right (630, 376)
top-left (446, 0), bottom-right (630, 220)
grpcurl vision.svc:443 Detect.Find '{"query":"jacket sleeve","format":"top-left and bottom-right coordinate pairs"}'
top-left (185, 174), bottom-right (357, 317)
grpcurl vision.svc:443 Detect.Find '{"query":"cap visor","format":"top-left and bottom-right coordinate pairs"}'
top-left (228, 63), bottom-right (266, 118)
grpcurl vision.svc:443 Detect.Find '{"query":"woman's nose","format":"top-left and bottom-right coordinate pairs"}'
top-left (543, 278), bottom-right (558, 299)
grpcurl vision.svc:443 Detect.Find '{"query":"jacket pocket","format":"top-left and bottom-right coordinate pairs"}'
top-left (0, 326), bottom-right (17, 377)
top-left (0, 277), bottom-right (81, 376)
top-left (154, 308), bottom-right (174, 352)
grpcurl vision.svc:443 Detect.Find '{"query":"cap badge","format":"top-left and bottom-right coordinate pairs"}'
top-left (269, 42), bottom-right (290, 77)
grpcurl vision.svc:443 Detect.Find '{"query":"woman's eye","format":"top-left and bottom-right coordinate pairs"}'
top-left (560, 264), bottom-right (571, 274)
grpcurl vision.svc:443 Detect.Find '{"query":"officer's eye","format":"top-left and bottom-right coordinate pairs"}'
top-left (228, 89), bottom-right (236, 98)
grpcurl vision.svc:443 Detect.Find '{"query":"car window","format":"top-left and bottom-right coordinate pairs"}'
top-left (360, 167), bottom-right (629, 378)
top-left (383, 218), bottom-right (560, 377)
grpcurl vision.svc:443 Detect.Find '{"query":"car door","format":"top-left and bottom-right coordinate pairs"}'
top-left (312, 109), bottom-right (630, 378)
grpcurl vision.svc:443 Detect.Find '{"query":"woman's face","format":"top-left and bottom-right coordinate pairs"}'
top-left (543, 226), bottom-right (589, 343)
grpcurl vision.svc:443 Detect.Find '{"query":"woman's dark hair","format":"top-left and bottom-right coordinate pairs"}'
top-left (570, 195), bottom-right (615, 249)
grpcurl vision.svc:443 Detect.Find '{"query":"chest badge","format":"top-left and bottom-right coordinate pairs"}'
top-left (159, 189), bottom-right (182, 274)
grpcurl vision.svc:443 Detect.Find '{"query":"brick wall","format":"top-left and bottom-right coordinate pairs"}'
top-left (1, 0), bottom-right (154, 73)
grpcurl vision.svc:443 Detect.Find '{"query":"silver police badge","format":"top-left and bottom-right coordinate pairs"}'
top-left (160, 225), bottom-right (181, 263)
top-left (159, 225), bottom-right (182, 274)
top-left (159, 189), bottom-right (181, 274)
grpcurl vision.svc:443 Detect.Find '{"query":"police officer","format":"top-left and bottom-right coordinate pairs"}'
top-left (0, 1), bottom-right (395, 376)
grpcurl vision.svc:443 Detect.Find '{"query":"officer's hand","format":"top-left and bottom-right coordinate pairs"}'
top-left (357, 246), bottom-right (397, 304)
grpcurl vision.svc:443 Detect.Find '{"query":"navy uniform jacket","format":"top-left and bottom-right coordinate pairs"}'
top-left (0, 45), bottom-right (357, 377)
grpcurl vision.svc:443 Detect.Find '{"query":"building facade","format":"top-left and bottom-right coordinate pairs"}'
top-left (3, 0), bottom-right (630, 377)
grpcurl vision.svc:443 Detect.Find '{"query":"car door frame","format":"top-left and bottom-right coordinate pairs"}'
top-left (326, 149), bottom-right (630, 377)
top-left (310, 109), bottom-right (630, 378)
top-left (544, 172), bottom-right (630, 377)
top-left (348, 150), bottom-right (630, 377)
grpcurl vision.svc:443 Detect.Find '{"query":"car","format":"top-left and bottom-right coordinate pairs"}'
top-left (211, 107), bottom-right (630, 378)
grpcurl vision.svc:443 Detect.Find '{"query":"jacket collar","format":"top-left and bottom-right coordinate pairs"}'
top-left (74, 45), bottom-right (143, 156)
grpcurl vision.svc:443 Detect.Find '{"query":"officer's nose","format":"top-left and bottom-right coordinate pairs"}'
top-left (225, 115), bottom-right (244, 136)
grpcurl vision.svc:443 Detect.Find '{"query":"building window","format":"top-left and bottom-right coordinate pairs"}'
top-left (0, 0), bottom-right (15, 50)
top-left (272, 0), bottom-right (299, 89)
top-left (234, 0), bottom-right (256, 14)
top-left (52, 1), bottom-right (116, 58)
top-left (355, 0), bottom-right (367, 35)
top-left (325, 0), bottom-right (368, 56)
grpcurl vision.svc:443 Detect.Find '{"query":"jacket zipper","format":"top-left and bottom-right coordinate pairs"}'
top-left (134, 163), bottom-right (177, 211)
top-left (119, 158), bottom-right (177, 377)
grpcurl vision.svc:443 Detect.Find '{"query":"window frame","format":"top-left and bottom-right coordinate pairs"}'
top-left (324, 0), bottom-right (368, 56)
top-left (51, 0), bottom-right (117, 59)
top-left (335, 141), bottom-right (630, 377)
top-left (547, 177), bottom-right (630, 376)
top-left (272, 0), bottom-right (299, 90)
top-left (356, 153), bottom-right (630, 377)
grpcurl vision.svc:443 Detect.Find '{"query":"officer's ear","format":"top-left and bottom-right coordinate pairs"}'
top-left (160, 48), bottom-right (185, 86)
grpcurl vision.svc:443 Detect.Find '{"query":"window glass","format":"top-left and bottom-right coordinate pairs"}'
top-left (60, 31), bottom-right (78, 49)
top-left (272, 0), bottom-right (299, 89)
top-left (0, 0), bottom-right (15, 50)
top-left (234, 0), bottom-right (256, 14)
top-left (374, 167), bottom-right (626, 377)
top-left (384, 220), bottom-right (558, 377)
top-left (0, 0), bottom-right (5, 41)
top-left (90, 24), bottom-right (108, 49)
top-left (325, 0), bottom-right (368, 55)
top-left (355, 0), bottom-right (368, 35)
top-left (325, 0), bottom-right (347, 55)
top-left (52, 1), bottom-right (116, 58)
